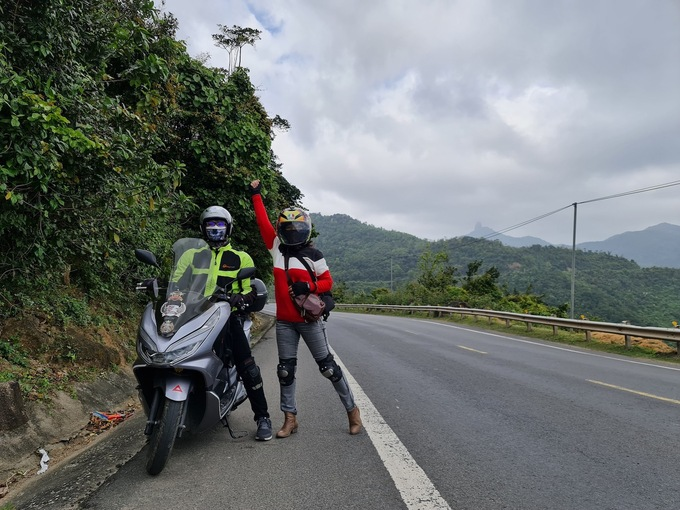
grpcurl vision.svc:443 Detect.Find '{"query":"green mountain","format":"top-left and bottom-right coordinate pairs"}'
top-left (578, 223), bottom-right (680, 269)
top-left (311, 213), bottom-right (680, 328)
top-left (311, 214), bottom-right (429, 290)
top-left (469, 222), bottom-right (680, 268)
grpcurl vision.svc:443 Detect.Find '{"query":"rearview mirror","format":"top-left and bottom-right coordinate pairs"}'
top-left (135, 249), bottom-right (160, 268)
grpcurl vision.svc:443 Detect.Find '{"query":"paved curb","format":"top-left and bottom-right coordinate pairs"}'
top-left (5, 411), bottom-right (147, 510)
top-left (250, 312), bottom-right (276, 348)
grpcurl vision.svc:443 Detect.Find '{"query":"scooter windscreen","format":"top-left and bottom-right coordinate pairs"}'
top-left (154, 238), bottom-right (219, 337)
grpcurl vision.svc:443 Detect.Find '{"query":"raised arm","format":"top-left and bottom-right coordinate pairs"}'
top-left (250, 180), bottom-right (277, 249)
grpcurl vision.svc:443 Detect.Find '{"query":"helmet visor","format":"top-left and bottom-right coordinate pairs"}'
top-left (204, 220), bottom-right (228, 243)
top-left (278, 222), bottom-right (310, 245)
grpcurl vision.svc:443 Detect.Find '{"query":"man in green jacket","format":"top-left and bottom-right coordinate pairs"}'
top-left (171, 205), bottom-right (272, 441)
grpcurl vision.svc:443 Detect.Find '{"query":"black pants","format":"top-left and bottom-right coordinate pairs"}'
top-left (224, 316), bottom-right (269, 421)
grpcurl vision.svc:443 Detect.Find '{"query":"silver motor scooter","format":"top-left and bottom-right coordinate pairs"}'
top-left (133, 238), bottom-right (266, 475)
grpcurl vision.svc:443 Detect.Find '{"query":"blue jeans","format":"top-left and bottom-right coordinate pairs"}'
top-left (275, 320), bottom-right (356, 414)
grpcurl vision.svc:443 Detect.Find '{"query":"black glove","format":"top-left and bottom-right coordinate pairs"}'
top-left (229, 293), bottom-right (246, 308)
top-left (139, 278), bottom-right (158, 295)
top-left (290, 281), bottom-right (310, 296)
top-left (249, 181), bottom-right (262, 196)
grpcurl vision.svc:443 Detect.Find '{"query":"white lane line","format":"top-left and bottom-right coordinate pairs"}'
top-left (333, 350), bottom-right (451, 510)
top-left (420, 320), bottom-right (680, 372)
top-left (458, 345), bottom-right (487, 354)
top-left (588, 379), bottom-right (680, 405)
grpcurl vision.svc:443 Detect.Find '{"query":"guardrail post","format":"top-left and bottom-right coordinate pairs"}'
top-left (552, 325), bottom-right (558, 336)
top-left (585, 330), bottom-right (591, 341)
top-left (625, 335), bottom-right (631, 349)
top-left (526, 322), bottom-right (532, 332)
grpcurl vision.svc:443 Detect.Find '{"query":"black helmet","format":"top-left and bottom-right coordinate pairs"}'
top-left (276, 207), bottom-right (312, 246)
top-left (199, 206), bottom-right (233, 248)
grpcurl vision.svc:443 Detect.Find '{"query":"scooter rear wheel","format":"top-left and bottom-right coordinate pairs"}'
top-left (146, 398), bottom-right (184, 475)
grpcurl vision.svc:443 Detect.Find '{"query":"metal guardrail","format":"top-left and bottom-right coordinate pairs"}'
top-left (335, 303), bottom-right (680, 352)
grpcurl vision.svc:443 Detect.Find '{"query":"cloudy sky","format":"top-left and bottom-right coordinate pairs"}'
top-left (155, 0), bottom-right (679, 245)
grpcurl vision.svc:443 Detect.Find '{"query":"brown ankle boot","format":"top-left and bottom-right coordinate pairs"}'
top-left (276, 412), bottom-right (298, 438)
top-left (348, 406), bottom-right (362, 435)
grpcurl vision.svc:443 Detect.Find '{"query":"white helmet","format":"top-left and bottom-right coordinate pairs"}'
top-left (199, 206), bottom-right (233, 248)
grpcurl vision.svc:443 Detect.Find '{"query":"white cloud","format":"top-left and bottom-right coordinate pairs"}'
top-left (157, 0), bottom-right (680, 245)
top-left (490, 85), bottom-right (589, 145)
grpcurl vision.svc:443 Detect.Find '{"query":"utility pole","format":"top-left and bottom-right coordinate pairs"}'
top-left (570, 202), bottom-right (577, 319)
top-left (390, 258), bottom-right (393, 292)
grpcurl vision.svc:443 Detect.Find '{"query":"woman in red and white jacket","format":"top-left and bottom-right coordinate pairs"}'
top-left (249, 179), bottom-right (362, 438)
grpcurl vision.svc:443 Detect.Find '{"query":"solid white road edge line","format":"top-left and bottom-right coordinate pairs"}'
top-left (419, 320), bottom-right (680, 372)
top-left (333, 349), bottom-right (452, 510)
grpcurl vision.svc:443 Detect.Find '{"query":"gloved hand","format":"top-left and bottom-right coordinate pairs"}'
top-left (229, 293), bottom-right (246, 309)
top-left (290, 281), bottom-right (310, 296)
top-left (141, 278), bottom-right (156, 289)
top-left (250, 180), bottom-right (262, 196)
top-left (137, 278), bottom-right (158, 295)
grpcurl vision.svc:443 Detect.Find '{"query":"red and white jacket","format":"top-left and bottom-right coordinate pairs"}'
top-left (252, 194), bottom-right (333, 322)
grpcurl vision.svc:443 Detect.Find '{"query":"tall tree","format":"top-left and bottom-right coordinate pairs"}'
top-left (417, 248), bottom-right (457, 292)
top-left (212, 25), bottom-right (261, 74)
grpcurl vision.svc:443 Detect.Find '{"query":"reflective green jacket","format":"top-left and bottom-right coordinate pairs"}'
top-left (170, 244), bottom-right (254, 297)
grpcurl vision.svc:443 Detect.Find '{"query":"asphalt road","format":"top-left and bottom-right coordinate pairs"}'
top-left (9, 310), bottom-right (680, 509)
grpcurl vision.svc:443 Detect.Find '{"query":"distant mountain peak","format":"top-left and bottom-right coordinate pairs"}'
top-left (467, 223), bottom-right (552, 248)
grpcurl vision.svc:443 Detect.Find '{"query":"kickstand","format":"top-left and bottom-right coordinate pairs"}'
top-left (222, 417), bottom-right (248, 439)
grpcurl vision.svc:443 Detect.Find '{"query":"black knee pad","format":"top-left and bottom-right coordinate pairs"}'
top-left (317, 354), bottom-right (342, 383)
top-left (240, 359), bottom-right (263, 391)
top-left (277, 358), bottom-right (297, 386)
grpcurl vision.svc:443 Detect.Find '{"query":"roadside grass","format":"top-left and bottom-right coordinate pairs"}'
top-left (339, 308), bottom-right (680, 364)
top-left (0, 357), bottom-right (100, 403)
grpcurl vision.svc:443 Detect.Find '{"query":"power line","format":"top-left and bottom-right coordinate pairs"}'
top-left (475, 204), bottom-right (573, 240)
top-left (578, 179), bottom-right (680, 205)
top-left (464, 178), bottom-right (680, 244)
top-left (454, 204), bottom-right (572, 248)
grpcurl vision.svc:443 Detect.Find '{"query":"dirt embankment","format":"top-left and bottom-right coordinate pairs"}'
top-left (0, 310), bottom-right (140, 500)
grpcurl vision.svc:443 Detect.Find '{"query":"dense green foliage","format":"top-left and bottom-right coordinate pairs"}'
top-left (312, 214), bottom-right (680, 327)
top-left (0, 0), bottom-right (298, 324)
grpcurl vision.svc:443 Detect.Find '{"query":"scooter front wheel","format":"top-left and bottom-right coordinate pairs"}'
top-left (146, 398), bottom-right (184, 475)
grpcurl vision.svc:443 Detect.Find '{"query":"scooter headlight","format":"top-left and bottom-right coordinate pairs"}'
top-left (148, 340), bottom-right (202, 364)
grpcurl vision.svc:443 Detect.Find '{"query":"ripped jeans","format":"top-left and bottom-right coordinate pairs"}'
top-left (275, 319), bottom-right (356, 414)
